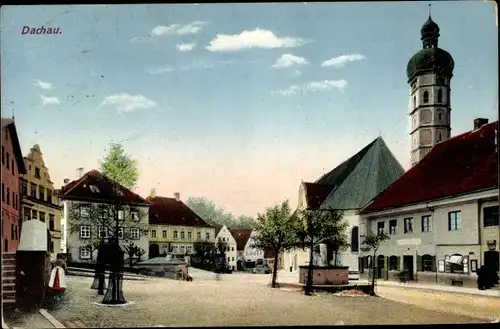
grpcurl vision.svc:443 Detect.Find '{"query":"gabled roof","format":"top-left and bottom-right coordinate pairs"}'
top-left (59, 169), bottom-right (148, 204)
top-left (1, 118), bottom-right (27, 174)
top-left (362, 121), bottom-right (498, 214)
top-left (146, 196), bottom-right (214, 228)
top-left (305, 137), bottom-right (404, 210)
top-left (229, 228), bottom-right (253, 250)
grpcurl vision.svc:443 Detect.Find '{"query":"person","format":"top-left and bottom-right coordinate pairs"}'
top-left (477, 265), bottom-right (486, 290)
top-left (290, 266), bottom-right (293, 272)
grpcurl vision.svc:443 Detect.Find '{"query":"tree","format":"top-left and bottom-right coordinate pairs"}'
top-left (251, 200), bottom-right (297, 288)
top-left (362, 232), bottom-right (390, 296)
top-left (124, 242), bottom-right (146, 267)
top-left (293, 209), bottom-right (347, 296)
top-left (101, 143), bottom-right (139, 190)
top-left (327, 233), bottom-right (350, 267)
top-left (186, 197), bottom-right (254, 228)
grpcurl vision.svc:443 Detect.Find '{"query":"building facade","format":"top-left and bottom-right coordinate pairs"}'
top-left (359, 120), bottom-right (498, 287)
top-left (407, 14), bottom-right (455, 166)
top-left (147, 192), bottom-right (215, 258)
top-left (20, 144), bottom-right (62, 258)
top-left (1, 118), bottom-right (27, 252)
top-left (243, 229), bottom-right (265, 262)
top-left (215, 225), bottom-right (238, 270)
top-left (59, 170), bottom-right (150, 263)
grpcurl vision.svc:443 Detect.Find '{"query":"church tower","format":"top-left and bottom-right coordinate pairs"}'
top-left (406, 8), bottom-right (455, 166)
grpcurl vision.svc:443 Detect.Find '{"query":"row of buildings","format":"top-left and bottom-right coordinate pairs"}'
top-left (281, 14), bottom-right (499, 288)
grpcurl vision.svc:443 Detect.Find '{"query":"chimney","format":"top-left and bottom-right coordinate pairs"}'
top-left (63, 178), bottom-right (70, 185)
top-left (150, 188), bottom-right (156, 199)
top-left (174, 192), bottom-right (180, 201)
top-left (474, 118), bottom-right (489, 130)
top-left (76, 167), bottom-right (84, 179)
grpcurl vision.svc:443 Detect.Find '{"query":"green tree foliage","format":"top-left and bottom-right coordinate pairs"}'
top-left (293, 209), bottom-right (347, 295)
top-left (186, 196), bottom-right (254, 228)
top-left (101, 143), bottom-right (139, 190)
top-left (362, 232), bottom-right (390, 296)
top-left (251, 200), bottom-right (297, 288)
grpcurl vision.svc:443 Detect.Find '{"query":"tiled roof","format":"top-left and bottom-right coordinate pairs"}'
top-left (59, 169), bottom-right (148, 204)
top-left (229, 228), bottom-right (253, 250)
top-left (303, 137), bottom-right (404, 210)
top-left (147, 196), bottom-right (214, 228)
top-left (1, 118), bottom-right (27, 174)
top-left (362, 121), bottom-right (498, 213)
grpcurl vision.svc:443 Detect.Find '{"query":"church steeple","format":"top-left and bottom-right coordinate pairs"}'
top-left (421, 5), bottom-right (440, 49)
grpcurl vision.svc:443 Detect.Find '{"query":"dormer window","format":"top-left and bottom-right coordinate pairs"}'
top-left (89, 185), bottom-right (100, 193)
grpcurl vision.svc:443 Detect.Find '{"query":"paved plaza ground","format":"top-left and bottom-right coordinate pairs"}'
top-left (44, 269), bottom-right (492, 327)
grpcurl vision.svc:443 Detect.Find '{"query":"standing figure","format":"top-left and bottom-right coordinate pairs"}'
top-left (477, 265), bottom-right (486, 290)
top-left (48, 263), bottom-right (66, 292)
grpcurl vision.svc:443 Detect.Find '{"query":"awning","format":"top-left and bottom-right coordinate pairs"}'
top-left (447, 255), bottom-right (463, 265)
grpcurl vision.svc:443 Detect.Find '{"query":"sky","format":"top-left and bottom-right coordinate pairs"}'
top-left (1, 2), bottom-right (498, 218)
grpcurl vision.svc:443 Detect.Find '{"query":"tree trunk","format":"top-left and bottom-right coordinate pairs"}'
top-left (370, 250), bottom-right (376, 296)
top-left (305, 241), bottom-right (314, 296)
top-left (334, 250), bottom-right (338, 267)
top-left (271, 249), bottom-right (279, 288)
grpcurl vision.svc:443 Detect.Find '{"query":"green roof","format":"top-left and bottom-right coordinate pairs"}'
top-left (317, 137), bottom-right (405, 210)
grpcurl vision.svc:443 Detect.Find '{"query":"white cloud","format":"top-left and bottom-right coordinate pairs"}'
top-left (145, 66), bottom-right (174, 75)
top-left (272, 54), bottom-right (308, 69)
top-left (206, 28), bottom-right (309, 52)
top-left (40, 94), bottom-right (60, 105)
top-left (176, 43), bottom-right (196, 52)
top-left (129, 36), bottom-right (153, 44)
top-left (273, 79), bottom-right (347, 96)
top-left (321, 54), bottom-right (365, 68)
top-left (33, 79), bottom-right (53, 90)
top-left (292, 70), bottom-right (303, 77)
top-left (99, 93), bottom-right (157, 113)
top-left (151, 21), bottom-right (206, 36)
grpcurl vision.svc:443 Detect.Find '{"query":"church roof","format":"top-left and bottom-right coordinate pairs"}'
top-left (361, 121), bottom-right (498, 214)
top-left (307, 137), bottom-right (404, 211)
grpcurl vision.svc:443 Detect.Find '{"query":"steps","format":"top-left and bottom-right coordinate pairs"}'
top-left (2, 252), bottom-right (16, 304)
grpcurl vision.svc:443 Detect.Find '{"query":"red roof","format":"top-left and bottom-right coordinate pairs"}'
top-left (147, 196), bottom-right (214, 228)
top-left (1, 118), bottom-right (27, 174)
top-left (229, 228), bottom-right (253, 250)
top-left (59, 169), bottom-right (148, 204)
top-left (303, 182), bottom-right (334, 209)
top-left (362, 121), bottom-right (498, 213)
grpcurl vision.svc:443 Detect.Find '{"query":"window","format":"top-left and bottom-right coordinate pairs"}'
top-left (232, 257), bottom-right (235, 261)
top-left (118, 228), bottom-right (124, 239)
top-left (423, 90), bottom-right (429, 103)
top-left (377, 221), bottom-right (385, 235)
top-left (448, 211), bottom-right (461, 231)
top-left (131, 211), bottom-right (140, 221)
top-left (438, 112), bottom-right (443, 121)
top-left (6, 153), bottom-right (9, 169)
top-left (11, 159), bottom-right (14, 175)
top-left (11, 224), bottom-right (14, 240)
top-left (180, 231), bottom-right (185, 239)
top-left (80, 225), bottom-right (91, 239)
top-left (80, 246), bottom-right (91, 260)
top-left (23, 207), bottom-right (31, 221)
top-left (206, 232), bottom-right (210, 240)
top-left (421, 215), bottom-right (433, 233)
top-left (35, 168), bottom-right (41, 179)
top-left (187, 232), bottom-right (192, 240)
top-left (438, 133), bottom-right (442, 141)
top-left (187, 245), bottom-right (192, 253)
top-left (47, 189), bottom-right (53, 204)
top-left (1, 146), bottom-right (4, 165)
top-left (89, 185), bottom-right (100, 193)
top-left (118, 210), bottom-right (124, 220)
top-left (351, 226), bottom-right (359, 252)
top-left (227, 257), bottom-right (230, 262)
top-left (50, 241), bottom-right (54, 253)
top-left (483, 206), bottom-right (499, 227)
top-left (389, 220), bottom-right (397, 235)
top-left (39, 187), bottom-right (45, 201)
top-left (151, 230), bottom-right (157, 238)
top-left (32, 210), bottom-right (38, 220)
top-left (413, 96), bottom-right (416, 108)
top-left (47, 214), bottom-right (55, 230)
top-left (1, 183), bottom-right (4, 202)
top-left (173, 231), bottom-right (178, 239)
top-left (130, 228), bottom-right (140, 240)
top-left (437, 89), bottom-right (443, 103)
top-left (6, 187), bottom-right (10, 205)
top-left (162, 230), bottom-right (167, 238)
top-left (197, 232), bottom-right (201, 240)
top-left (80, 205), bottom-right (90, 218)
top-left (389, 256), bottom-right (399, 271)
top-left (422, 254), bottom-right (434, 272)
top-left (99, 206), bottom-right (108, 219)
top-left (21, 182), bottom-right (27, 196)
top-left (30, 183), bottom-right (37, 197)
top-left (231, 246), bottom-right (234, 251)
top-left (98, 226), bottom-right (108, 238)
top-left (404, 218), bottom-right (413, 234)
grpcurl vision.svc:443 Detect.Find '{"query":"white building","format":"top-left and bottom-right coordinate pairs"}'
top-left (283, 136), bottom-right (404, 274)
top-left (243, 229), bottom-right (264, 262)
top-left (215, 225), bottom-right (238, 270)
top-left (59, 170), bottom-right (150, 263)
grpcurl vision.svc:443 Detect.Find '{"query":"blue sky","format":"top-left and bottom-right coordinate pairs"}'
top-left (1, 2), bottom-right (498, 217)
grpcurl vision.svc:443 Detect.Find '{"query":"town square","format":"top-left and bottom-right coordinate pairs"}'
top-left (1, 2), bottom-right (499, 327)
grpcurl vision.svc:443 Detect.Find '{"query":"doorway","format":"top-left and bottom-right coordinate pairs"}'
top-left (377, 255), bottom-right (385, 279)
top-left (484, 250), bottom-right (499, 271)
top-left (403, 255), bottom-right (414, 280)
top-left (149, 244), bottom-right (160, 259)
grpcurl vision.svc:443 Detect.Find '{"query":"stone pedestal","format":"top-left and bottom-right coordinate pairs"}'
top-left (299, 266), bottom-right (349, 285)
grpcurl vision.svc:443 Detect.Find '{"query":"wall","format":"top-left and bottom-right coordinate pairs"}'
top-left (1, 125), bottom-right (21, 252)
top-left (215, 226), bottom-right (238, 269)
top-left (149, 224), bottom-right (215, 255)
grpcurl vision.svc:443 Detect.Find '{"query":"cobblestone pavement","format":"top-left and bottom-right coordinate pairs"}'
top-left (46, 275), bottom-right (487, 327)
top-left (3, 309), bottom-right (55, 329)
